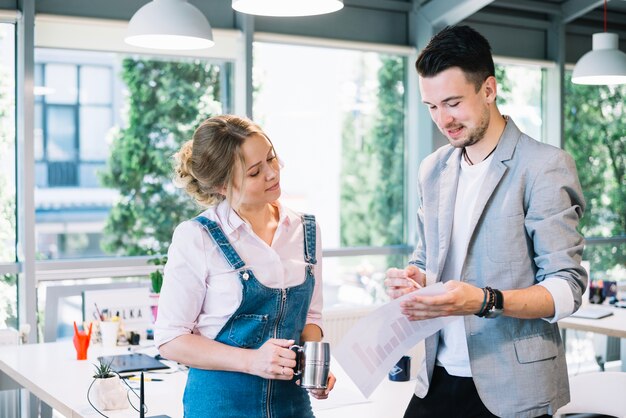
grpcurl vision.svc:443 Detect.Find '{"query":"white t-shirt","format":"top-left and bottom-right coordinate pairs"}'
top-left (154, 200), bottom-right (323, 348)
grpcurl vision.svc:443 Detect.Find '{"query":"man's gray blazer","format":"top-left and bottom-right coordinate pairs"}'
top-left (410, 118), bottom-right (587, 418)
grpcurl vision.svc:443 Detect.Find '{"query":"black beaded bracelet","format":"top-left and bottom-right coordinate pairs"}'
top-left (476, 288), bottom-right (488, 316)
top-left (476, 287), bottom-right (495, 317)
top-left (485, 286), bottom-right (496, 311)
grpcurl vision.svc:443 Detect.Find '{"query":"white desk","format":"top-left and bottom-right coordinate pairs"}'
top-left (0, 341), bottom-right (416, 418)
top-left (0, 341), bottom-right (186, 417)
top-left (558, 305), bottom-right (626, 371)
top-left (312, 359), bottom-right (416, 418)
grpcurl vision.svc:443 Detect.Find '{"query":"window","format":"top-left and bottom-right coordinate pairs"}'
top-left (253, 40), bottom-right (409, 306)
top-left (34, 54), bottom-right (114, 188)
top-left (564, 73), bottom-right (625, 282)
top-left (0, 22), bottom-right (17, 328)
top-left (33, 48), bottom-right (232, 260)
top-left (495, 62), bottom-right (544, 141)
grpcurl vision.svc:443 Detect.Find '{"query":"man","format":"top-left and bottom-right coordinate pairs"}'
top-left (385, 25), bottom-right (586, 418)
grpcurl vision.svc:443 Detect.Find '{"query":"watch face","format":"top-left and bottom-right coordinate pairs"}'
top-left (485, 308), bottom-right (503, 318)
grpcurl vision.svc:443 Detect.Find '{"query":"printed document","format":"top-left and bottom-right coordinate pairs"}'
top-left (334, 283), bottom-right (453, 397)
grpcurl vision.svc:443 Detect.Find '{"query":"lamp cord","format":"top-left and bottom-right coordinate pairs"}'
top-left (86, 371), bottom-right (147, 418)
top-left (604, 0), bottom-right (607, 32)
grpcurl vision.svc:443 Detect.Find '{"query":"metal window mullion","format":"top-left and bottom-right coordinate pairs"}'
top-left (34, 256), bottom-right (155, 282)
top-left (0, 263), bottom-right (20, 275)
top-left (16, 0), bottom-right (37, 343)
top-left (75, 63), bottom-right (81, 184)
top-left (0, 9), bottom-right (21, 23)
top-left (322, 245), bottom-right (413, 258)
top-left (41, 63), bottom-right (48, 164)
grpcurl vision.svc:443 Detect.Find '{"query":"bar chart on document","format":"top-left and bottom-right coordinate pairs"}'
top-left (334, 283), bottom-right (453, 397)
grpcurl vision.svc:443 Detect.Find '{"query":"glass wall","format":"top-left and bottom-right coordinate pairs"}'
top-left (253, 41), bottom-right (408, 306)
top-left (33, 48), bottom-right (232, 259)
top-left (564, 73), bottom-right (625, 283)
top-left (0, 23), bottom-right (17, 328)
top-left (495, 62), bottom-right (544, 141)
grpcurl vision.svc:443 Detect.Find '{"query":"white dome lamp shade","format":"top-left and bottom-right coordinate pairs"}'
top-left (232, 0), bottom-right (344, 17)
top-left (572, 0), bottom-right (626, 85)
top-left (125, 0), bottom-right (214, 50)
top-left (572, 33), bottom-right (626, 85)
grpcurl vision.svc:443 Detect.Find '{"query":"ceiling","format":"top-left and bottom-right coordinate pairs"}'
top-left (413, 0), bottom-right (626, 37)
top-left (3, 0), bottom-right (625, 62)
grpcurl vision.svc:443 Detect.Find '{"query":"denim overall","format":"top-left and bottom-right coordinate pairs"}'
top-left (183, 214), bottom-right (317, 418)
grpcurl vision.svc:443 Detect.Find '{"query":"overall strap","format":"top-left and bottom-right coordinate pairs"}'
top-left (194, 216), bottom-right (245, 270)
top-left (301, 214), bottom-right (317, 265)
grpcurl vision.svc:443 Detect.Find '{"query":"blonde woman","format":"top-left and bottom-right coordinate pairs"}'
top-left (155, 115), bottom-right (334, 417)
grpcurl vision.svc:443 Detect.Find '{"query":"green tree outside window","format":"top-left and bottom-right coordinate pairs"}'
top-left (564, 75), bottom-right (625, 279)
top-left (100, 58), bottom-right (225, 256)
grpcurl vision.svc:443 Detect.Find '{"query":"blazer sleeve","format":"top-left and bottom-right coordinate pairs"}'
top-left (524, 150), bottom-right (587, 311)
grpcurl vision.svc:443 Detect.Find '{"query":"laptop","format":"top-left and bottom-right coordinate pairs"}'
top-left (98, 353), bottom-right (169, 373)
top-left (570, 307), bottom-right (614, 319)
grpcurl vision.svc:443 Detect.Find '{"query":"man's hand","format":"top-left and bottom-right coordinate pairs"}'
top-left (384, 265), bottom-right (425, 299)
top-left (399, 281), bottom-right (485, 320)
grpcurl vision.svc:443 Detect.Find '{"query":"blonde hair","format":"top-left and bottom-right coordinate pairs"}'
top-left (173, 115), bottom-right (272, 207)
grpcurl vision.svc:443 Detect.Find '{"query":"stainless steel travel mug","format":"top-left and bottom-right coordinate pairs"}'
top-left (290, 341), bottom-right (331, 389)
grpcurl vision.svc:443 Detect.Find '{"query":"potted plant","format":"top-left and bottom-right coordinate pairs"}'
top-left (89, 359), bottom-right (128, 411)
top-left (148, 255), bottom-right (167, 322)
top-left (149, 255), bottom-right (166, 294)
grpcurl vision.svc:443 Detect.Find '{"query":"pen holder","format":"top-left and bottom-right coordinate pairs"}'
top-left (73, 321), bottom-right (92, 360)
top-left (100, 321), bottom-right (119, 347)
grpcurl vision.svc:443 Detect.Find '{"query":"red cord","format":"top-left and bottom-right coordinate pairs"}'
top-left (604, 0), bottom-right (607, 32)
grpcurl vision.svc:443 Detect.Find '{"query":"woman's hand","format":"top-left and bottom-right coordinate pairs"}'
top-left (307, 371), bottom-right (336, 400)
top-left (245, 338), bottom-right (297, 380)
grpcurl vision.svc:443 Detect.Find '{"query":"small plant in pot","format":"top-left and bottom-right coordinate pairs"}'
top-left (89, 359), bottom-right (128, 411)
top-left (148, 255), bottom-right (167, 322)
top-left (148, 255), bottom-right (167, 294)
top-left (93, 359), bottom-right (115, 379)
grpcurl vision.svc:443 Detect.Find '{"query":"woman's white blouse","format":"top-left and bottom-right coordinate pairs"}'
top-left (154, 200), bottom-right (323, 348)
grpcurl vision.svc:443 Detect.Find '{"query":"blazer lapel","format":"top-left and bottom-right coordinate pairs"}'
top-left (436, 149), bottom-right (461, 279)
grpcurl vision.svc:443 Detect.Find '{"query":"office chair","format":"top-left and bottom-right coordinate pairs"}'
top-left (555, 371), bottom-right (626, 418)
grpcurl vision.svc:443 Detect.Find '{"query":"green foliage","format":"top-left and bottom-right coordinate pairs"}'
top-left (340, 56), bottom-right (405, 249)
top-left (564, 74), bottom-right (625, 277)
top-left (99, 58), bottom-right (224, 256)
top-left (93, 358), bottom-right (115, 379)
top-left (495, 65), bottom-right (512, 106)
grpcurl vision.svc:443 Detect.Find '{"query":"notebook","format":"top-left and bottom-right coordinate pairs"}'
top-left (570, 307), bottom-right (614, 319)
top-left (98, 353), bottom-right (169, 373)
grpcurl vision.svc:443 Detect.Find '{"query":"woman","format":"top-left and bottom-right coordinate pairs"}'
top-left (155, 115), bottom-right (334, 418)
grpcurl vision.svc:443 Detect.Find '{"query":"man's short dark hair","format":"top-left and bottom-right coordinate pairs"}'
top-left (415, 25), bottom-right (495, 91)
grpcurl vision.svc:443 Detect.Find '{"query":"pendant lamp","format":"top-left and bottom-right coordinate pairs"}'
top-left (232, 0), bottom-right (344, 17)
top-left (125, 0), bottom-right (214, 50)
top-left (572, 0), bottom-right (626, 85)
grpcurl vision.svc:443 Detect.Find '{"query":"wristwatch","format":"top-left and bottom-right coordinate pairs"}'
top-left (484, 288), bottom-right (504, 318)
